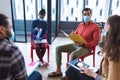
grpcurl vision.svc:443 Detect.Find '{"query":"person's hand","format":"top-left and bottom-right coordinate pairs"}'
top-left (74, 42), bottom-right (84, 47)
top-left (34, 27), bottom-right (39, 31)
top-left (70, 29), bottom-right (74, 34)
top-left (36, 36), bottom-right (39, 40)
top-left (80, 67), bottom-right (97, 78)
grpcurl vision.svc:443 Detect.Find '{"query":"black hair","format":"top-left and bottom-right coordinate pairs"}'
top-left (82, 8), bottom-right (92, 15)
top-left (39, 9), bottom-right (46, 15)
top-left (0, 13), bottom-right (8, 28)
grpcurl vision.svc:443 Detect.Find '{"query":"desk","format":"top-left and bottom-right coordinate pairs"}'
top-left (26, 62), bottom-right (40, 76)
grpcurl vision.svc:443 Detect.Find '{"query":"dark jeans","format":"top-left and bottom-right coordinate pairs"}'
top-left (66, 66), bottom-right (95, 80)
top-left (36, 43), bottom-right (46, 62)
top-left (28, 71), bottom-right (42, 80)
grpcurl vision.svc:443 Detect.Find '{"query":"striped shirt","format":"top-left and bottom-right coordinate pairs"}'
top-left (0, 39), bottom-right (27, 80)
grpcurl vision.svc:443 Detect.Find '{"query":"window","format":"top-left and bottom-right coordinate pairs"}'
top-left (60, 0), bottom-right (83, 21)
top-left (116, 0), bottom-right (119, 7)
top-left (67, 0), bottom-right (69, 5)
top-left (85, 0), bottom-right (108, 22)
top-left (110, 0), bottom-right (120, 15)
top-left (96, 0), bottom-right (98, 6)
top-left (100, 9), bottom-right (102, 16)
top-left (85, 0), bottom-right (88, 6)
top-left (60, 0), bottom-right (110, 22)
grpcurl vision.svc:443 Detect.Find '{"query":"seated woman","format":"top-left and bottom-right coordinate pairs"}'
top-left (31, 9), bottom-right (48, 66)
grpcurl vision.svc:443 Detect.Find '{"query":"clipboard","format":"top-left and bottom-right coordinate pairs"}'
top-left (68, 33), bottom-right (87, 44)
top-left (61, 30), bottom-right (87, 44)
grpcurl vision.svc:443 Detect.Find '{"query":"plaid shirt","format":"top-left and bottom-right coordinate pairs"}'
top-left (0, 39), bottom-right (27, 80)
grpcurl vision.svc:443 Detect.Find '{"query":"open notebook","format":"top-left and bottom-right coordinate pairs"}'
top-left (61, 30), bottom-right (87, 44)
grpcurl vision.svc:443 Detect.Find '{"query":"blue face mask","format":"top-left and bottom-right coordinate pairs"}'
top-left (38, 18), bottom-right (44, 21)
top-left (9, 29), bottom-right (15, 43)
top-left (83, 16), bottom-right (91, 22)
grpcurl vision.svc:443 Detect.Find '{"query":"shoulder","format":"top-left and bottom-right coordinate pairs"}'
top-left (42, 20), bottom-right (48, 24)
top-left (41, 21), bottom-right (48, 26)
top-left (90, 21), bottom-right (100, 30)
top-left (0, 39), bottom-right (23, 59)
top-left (33, 19), bottom-right (39, 22)
top-left (77, 22), bottom-right (84, 27)
top-left (91, 21), bottom-right (100, 27)
top-left (79, 22), bottom-right (84, 25)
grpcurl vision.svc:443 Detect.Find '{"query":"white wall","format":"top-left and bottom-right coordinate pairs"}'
top-left (0, 0), bottom-right (12, 21)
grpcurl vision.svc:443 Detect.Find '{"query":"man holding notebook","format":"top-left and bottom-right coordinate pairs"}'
top-left (48, 8), bottom-right (100, 79)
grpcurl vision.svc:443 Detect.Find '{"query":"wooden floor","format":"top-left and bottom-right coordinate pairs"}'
top-left (14, 37), bottom-right (103, 80)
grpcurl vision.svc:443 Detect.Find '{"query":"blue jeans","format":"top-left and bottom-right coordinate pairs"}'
top-left (28, 71), bottom-right (42, 80)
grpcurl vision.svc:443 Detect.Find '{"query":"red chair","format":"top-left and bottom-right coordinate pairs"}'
top-left (30, 34), bottom-right (50, 63)
top-left (67, 47), bottom-right (96, 67)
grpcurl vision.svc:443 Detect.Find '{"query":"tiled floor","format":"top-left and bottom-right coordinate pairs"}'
top-left (14, 37), bottom-right (103, 80)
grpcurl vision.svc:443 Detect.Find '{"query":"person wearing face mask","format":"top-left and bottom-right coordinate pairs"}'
top-left (0, 13), bottom-right (42, 80)
top-left (48, 8), bottom-right (100, 79)
top-left (63, 15), bottom-right (120, 80)
top-left (31, 9), bottom-right (48, 66)
top-left (7, 19), bottom-right (15, 43)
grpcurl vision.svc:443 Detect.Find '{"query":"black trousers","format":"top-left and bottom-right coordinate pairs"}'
top-left (66, 66), bottom-right (95, 80)
top-left (35, 43), bottom-right (46, 62)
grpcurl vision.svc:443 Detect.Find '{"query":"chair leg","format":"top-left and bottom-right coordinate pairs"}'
top-left (81, 58), bottom-right (84, 62)
top-left (31, 47), bottom-right (33, 62)
top-left (66, 53), bottom-right (70, 67)
top-left (47, 46), bottom-right (49, 63)
top-left (93, 54), bottom-right (95, 67)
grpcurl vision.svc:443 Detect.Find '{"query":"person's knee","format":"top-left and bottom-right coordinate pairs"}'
top-left (28, 71), bottom-right (42, 80)
top-left (35, 71), bottom-right (42, 80)
top-left (56, 46), bottom-right (61, 52)
top-left (70, 53), bottom-right (77, 60)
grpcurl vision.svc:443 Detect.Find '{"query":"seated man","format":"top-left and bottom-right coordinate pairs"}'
top-left (48, 8), bottom-right (100, 77)
top-left (64, 15), bottom-right (120, 80)
top-left (0, 13), bottom-right (42, 80)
